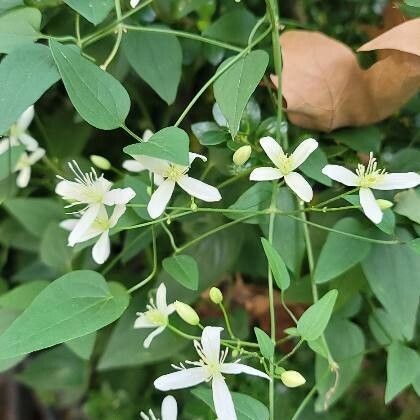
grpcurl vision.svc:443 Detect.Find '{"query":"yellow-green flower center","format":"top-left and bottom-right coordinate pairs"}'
top-left (165, 165), bottom-right (185, 181)
top-left (146, 309), bottom-right (167, 326)
top-left (356, 154), bottom-right (386, 188)
top-left (276, 155), bottom-right (294, 175)
top-left (93, 217), bottom-right (111, 231)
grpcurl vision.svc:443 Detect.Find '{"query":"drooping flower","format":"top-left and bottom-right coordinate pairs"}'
top-left (122, 129), bottom-right (154, 173)
top-left (250, 137), bottom-right (318, 202)
top-left (134, 283), bottom-right (175, 348)
top-left (14, 148), bottom-right (45, 188)
top-left (140, 395), bottom-right (178, 420)
top-left (56, 160), bottom-right (135, 245)
top-left (60, 204), bottom-right (126, 264)
top-left (322, 153), bottom-right (420, 223)
top-left (128, 153), bottom-right (221, 219)
top-left (154, 326), bottom-right (270, 420)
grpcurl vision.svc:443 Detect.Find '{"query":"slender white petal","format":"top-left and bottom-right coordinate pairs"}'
top-left (68, 203), bottom-right (101, 246)
top-left (373, 172), bottom-right (420, 190)
top-left (260, 136), bottom-right (284, 166)
top-left (16, 167), bottom-right (31, 188)
top-left (134, 314), bottom-right (155, 329)
top-left (201, 326), bottom-right (223, 362)
top-left (147, 179), bottom-right (176, 219)
top-left (284, 172), bottom-right (313, 202)
top-left (130, 0), bottom-right (140, 7)
top-left (322, 165), bottom-right (358, 186)
top-left (161, 395), bottom-right (178, 420)
top-left (250, 167), bottom-right (283, 181)
top-left (131, 155), bottom-right (169, 176)
top-left (109, 204), bottom-right (126, 228)
top-left (359, 187), bottom-right (382, 224)
top-left (212, 375), bottom-right (237, 420)
top-left (103, 187), bottom-right (135, 205)
top-left (156, 283), bottom-right (168, 312)
top-left (144, 326), bottom-right (165, 348)
top-left (92, 230), bottom-right (110, 264)
top-left (290, 138), bottom-right (318, 169)
top-left (143, 129), bottom-right (153, 141)
top-left (122, 159), bottom-right (146, 172)
top-left (60, 219), bottom-right (78, 231)
top-left (221, 363), bottom-right (270, 380)
top-left (177, 175), bottom-right (221, 202)
top-left (27, 147), bottom-right (45, 164)
top-left (18, 133), bottom-right (39, 152)
top-left (55, 180), bottom-right (87, 201)
top-left (17, 106), bottom-right (34, 131)
top-left (189, 152), bottom-right (207, 165)
top-left (154, 367), bottom-right (208, 390)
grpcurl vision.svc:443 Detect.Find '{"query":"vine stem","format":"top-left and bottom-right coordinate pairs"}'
top-left (101, 0), bottom-right (123, 70)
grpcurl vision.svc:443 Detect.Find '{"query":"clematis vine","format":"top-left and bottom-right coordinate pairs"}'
top-left (134, 283), bottom-right (175, 348)
top-left (154, 326), bottom-right (270, 420)
top-left (14, 148), bottom-right (46, 188)
top-left (250, 137), bottom-right (318, 202)
top-left (56, 161), bottom-right (135, 245)
top-left (140, 395), bottom-right (178, 420)
top-left (122, 129), bottom-right (153, 173)
top-left (60, 204), bottom-right (126, 264)
top-left (127, 153), bottom-right (222, 219)
top-left (322, 153), bottom-right (420, 223)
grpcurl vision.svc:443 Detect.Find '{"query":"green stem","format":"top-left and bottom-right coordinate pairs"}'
top-left (314, 187), bottom-right (358, 208)
top-left (121, 124), bottom-right (143, 142)
top-left (75, 13), bottom-right (81, 47)
top-left (160, 222), bottom-right (180, 253)
top-left (219, 303), bottom-right (235, 340)
top-left (279, 339), bottom-right (304, 362)
top-left (290, 381), bottom-right (318, 420)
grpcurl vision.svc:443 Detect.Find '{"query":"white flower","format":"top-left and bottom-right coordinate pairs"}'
top-left (128, 153), bottom-right (221, 219)
top-left (14, 148), bottom-right (45, 188)
top-left (60, 204), bottom-right (126, 264)
top-left (130, 0), bottom-right (140, 8)
top-left (134, 283), bottom-right (175, 348)
top-left (250, 137), bottom-right (318, 202)
top-left (154, 326), bottom-right (270, 420)
top-left (322, 153), bottom-right (420, 224)
top-left (122, 129), bottom-right (154, 173)
top-left (56, 160), bottom-right (135, 245)
top-left (140, 395), bottom-right (178, 420)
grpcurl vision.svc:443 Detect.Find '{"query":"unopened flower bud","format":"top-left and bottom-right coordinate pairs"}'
top-left (232, 349), bottom-right (239, 358)
top-left (233, 145), bottom-right (251, 166)
top-left (190, 201), bottom-right (198, 211)
top-left (376, 199), bottom-right (393, 210)
top-left (174, 301), bottom-right (200, 326)
top-left (280, 370), bottom-right (306, 388)
top-left (209, 287), bottom-right (223, 304)
top-left (90, 155), bottom-right (111, 170)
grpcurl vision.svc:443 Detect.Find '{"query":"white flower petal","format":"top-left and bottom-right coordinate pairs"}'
top-left (17, 105), bottom-right (34, 131)
top-left (55, 180), bottom-right (87, 201)
top-left (143, 129), bottom-right (153, 141)
top-left (259, 136), bottom-right (284, 166)
top-left (161, 395), bottom-right (177, 420)
top-left (130, 0), bottom-right (140, 7)
top-left (359, 187), bottom-right (383, 224)
top-left (284, 172), bottom-right (313, 202)
top-left (122, 159), bottom-right (146, 173)
top-left (134, 314), bottom-right (155, 329)
top-left (322, 165), bottom-right (358, 186)
top-left (201, 326), bottom-right (223, 362)
top-left (27, 147), bottom-right (45, 164)
top-left (92, 230), bottom-right (110, 264)
top-left (212, 375), bottom-right (237, 420)
top-left (156, 283), bottom-right (168, 312)
top-left (250, 167), bottom-right (283, 181)
top-left (68, 203), bottom-right (101, 246)
top-left (131, 155), bottom-right (169, 176)
top-left (290, 138), bottom-right (318, 169)
top-left (109, 204), bottom-right (126, 228)
top-left (154, 367), bottom-right (207, 391)
top-left (144, 326), bottom-right (165, 348)
top-left (18, 133), bottom-right (39, 152)
top-left (189, 152), bottom-right (207, 165)
top-left (220, 363), bottom-right (270, 380)
top-left (373, 172), bottom-right (420, 190)
top-left (103, 187), bottom-right (135, 205)
top-left (147, 179), bottom-right (176, 219)
top-left (16, 167), bottom-right (31, 188)
top-left (60, 219), bottom-right (78, 231)
top-left (177, 176), bottom-right (221, 202)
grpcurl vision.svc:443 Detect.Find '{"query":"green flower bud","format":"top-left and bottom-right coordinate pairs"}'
top-left (90, 155), bottom-right (111, 170)
top-left (209, 287), bottom-right (223, 304)
top-left (280, 370), bottom-right (306, 388)
top-left (174, 301), bottom-right (200, 326)
top-left (275, 366), bottom-right (285, 375)
top-left (376, 199), bottom-right (393, 210)
top-left (233, 145), bottom-right (252, 166)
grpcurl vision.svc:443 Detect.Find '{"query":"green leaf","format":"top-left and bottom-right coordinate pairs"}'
top-left (405, 0), bottom-right (420, 6)
top-left (123, 126), bottom-right (189, 166)
top-left (191, 122), bottom-right (229, 146)
top-left (297, 289), bottom-right (338, 341)
top-left (0, 0), bottom-right (23, 13)
top-left (4, 198), bottom-right (64, 237)
top-left (192, 387), bottom-right (269, 420)
top-left (0, 43), bottom-right (60, 134)
top-left (409, 238), bottom-right (420, 254)
top-left (63, 0), bottom-right (114, 25)
top-left (394, 189), bottom-right (420, 224)
top-left (329, 126), bottom-right (383, 153)
top-left (0, 271), bottom-right (129, 359)
top-left (49, 40), bottom-right (130, 130)
top-left (385, 342), bottom-right (420, 403)
top-left (368, 308), bottom-right (404, 346)
top-left (0, 281), bottom-right (48, 311)
top-left (315, 318), bottom-right (365, 409)
top-left (0, 7), bottom-right (41, 54)
top-left (299, 147), bottom-right (332, 186)
top-left (260, 237), bottom-right (290, 290)
top-left (0, 144), bottom-right (24, 181)
top-left (162, 255), bottom-right (199, 291)
top-left (314, 218), bottom-right (371, 284)
top-left (214, 50), bottom-right (268, 138)
top-left (362, 242), bottom-right (420, 341)
top-left (123, 175), bottom-right (151, 220)
top-left (65, 332), bottom-right (96, 360)
top-left (254, 327), bottom-right (274, 360)
top-left (123, 28), bottom-right (182, 104)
